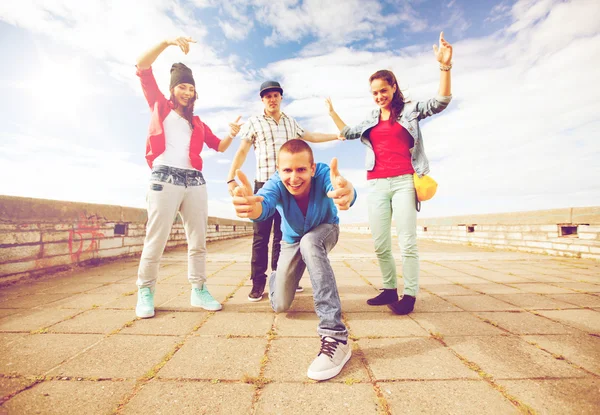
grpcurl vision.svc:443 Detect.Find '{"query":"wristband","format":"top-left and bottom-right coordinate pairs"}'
top-left (227, 179), bottom-right (236, 184)
top-left (439, 62), bottom-right (452, 71)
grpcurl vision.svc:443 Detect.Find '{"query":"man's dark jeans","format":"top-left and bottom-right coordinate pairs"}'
top-left (251, 181), bottom-right (282, 282)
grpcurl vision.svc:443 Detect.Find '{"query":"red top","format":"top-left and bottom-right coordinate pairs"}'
top-left (367, 118), bottom-right (415, 180)
top-left (136, 66), bottom-right (221, 171)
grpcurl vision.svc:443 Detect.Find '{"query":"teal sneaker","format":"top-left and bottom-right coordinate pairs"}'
top-left (191, 285), bottom-right (222, 311)
top-left (136, 287), bottom-right (155, 318)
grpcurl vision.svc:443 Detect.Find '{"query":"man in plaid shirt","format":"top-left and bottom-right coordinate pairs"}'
top-left (227, 80), bottom-right (342, 301)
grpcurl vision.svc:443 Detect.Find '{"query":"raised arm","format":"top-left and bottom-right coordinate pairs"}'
top-left (433, 31), bottom-right (452, 96)
top-left (325, 97), bottom-right (348, 133)
top-left (325, 97), bottom-right (366, 140)
top-left (136, 37), bottom-right (196, 70)
top-left (227, 139), bottom-right (252, 195)
top-left (217, 115), bottom-right (242, 153)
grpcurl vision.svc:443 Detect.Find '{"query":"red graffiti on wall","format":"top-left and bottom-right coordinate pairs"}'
top-left (68, 214), bottom-right (104, 262)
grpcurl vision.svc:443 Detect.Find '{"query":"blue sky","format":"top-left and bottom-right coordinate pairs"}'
top-left (0, 0), bottom-right (599, 224)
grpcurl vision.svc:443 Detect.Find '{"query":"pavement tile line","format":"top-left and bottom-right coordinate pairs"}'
top-left (437, 340), bottom-right (538, 415)
top-left (523, 338), bottom-right (600, 379)
top-left (113, 263), bottom-right (251, 413)
top-left (341, 314), bottom-right (393, 415)
top-left (246, 320), bottom-right (277, 414)
top-left (399, 290), bottom-right (594, 414)
top-left (1, 260), bottom-right (247, 413)
top-left (0, 374), bottom-right (44, 406)
top-left (411, 323), bottom-right (539, 415)
top-left (428, 261), bottom-right (600, 333)
top-left (112, 309), bottom-right (218, 413)
top-left (432, 260), bottom-right (572, 294)
top-left (421, 286), bottom-right (600, 378)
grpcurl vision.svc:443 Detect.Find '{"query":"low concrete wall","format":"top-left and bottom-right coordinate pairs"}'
top-left (0, 195), bottom-right (253, 283)
top-left (342, 207), bottom-right (600, 260)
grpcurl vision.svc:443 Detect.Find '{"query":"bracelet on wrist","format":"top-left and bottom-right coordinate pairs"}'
top-left (439, 62), bottom-right (452, 71)
top-left (227, 179), bottom-right (236, 184)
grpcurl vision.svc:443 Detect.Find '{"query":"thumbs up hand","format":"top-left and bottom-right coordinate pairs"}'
top-left (232, 169), bottom-right (264, 219)
top-left (228, 115), bottom-right (243, 138)
top-left (326, 157), bottom-right (354, 210)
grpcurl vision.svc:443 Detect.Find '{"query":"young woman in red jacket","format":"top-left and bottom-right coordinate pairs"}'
top-left (135, 36), bottom-right (241, 318)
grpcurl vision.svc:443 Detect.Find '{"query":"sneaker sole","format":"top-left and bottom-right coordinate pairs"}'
top-left (366, 301), bottom-right (397, 306)
top-left (306, 349), bottom-right (352, 381)
top-left (191, 303), bottom-right (223, 311)
top-left (387, 303), bottom-right (414, 315)
top-left (296, 287), bottom-right (304, 293)
top-left (136, 309), bottom-right (155, 318)
top-left (366, 296), bottom-right (398, 306)
top-left (247, 294), bottom-right (263, 302)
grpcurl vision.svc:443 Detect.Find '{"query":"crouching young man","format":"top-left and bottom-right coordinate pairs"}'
top-left (231, 139), bottom-right (357, 381)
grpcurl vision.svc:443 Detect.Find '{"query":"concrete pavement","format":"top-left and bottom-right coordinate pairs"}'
top-left (1, 234), bottom-right (599, 414)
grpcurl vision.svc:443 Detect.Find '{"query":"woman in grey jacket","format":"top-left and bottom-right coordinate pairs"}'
top-left (325, 32), bottom-right (453, 315)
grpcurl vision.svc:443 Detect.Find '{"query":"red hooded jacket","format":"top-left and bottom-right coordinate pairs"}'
top-left (136, 66), bottom-right (220, 170)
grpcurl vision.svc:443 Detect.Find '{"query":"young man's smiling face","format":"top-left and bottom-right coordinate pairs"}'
top-left (261, 90), bottom-right (282, 116)
top-left (277, 150), bottom-right (315, 199)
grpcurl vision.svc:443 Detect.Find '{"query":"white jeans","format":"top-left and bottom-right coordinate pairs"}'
top-left (367, 175), bottom-right (419, 296)
top-left (137, 179), bottom-right (208, 289)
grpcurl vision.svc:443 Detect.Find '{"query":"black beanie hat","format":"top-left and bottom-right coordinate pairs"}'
top-left (169, 63), bottom-right (195, 90)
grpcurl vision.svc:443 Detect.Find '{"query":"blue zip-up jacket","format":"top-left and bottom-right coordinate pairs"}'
top-left (254, 163), bottom-right (357, 244)
top-left (341, 95), bottom-right (452, 177)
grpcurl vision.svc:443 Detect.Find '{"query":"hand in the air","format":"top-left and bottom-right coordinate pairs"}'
top-left (326, 157), bottom-right (354, 210)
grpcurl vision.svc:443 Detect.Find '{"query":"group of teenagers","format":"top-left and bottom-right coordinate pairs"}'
top-left (134, 33), bottom-right (453, 381)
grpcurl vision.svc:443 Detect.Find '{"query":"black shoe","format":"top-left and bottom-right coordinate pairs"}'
top-left (366, 289), bottom-right (398, 306)
top-left (248, 278), bottom-right (266, 302)
top-left (387, 295), bottom-right (416, 315)
top-left (296, 285), bottom-right (304, 293)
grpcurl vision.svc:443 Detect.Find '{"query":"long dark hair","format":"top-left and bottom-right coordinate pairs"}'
top-left (169, 89), bottom-right (197, 129)
top-left (369, 70), bottom-right (405, 121)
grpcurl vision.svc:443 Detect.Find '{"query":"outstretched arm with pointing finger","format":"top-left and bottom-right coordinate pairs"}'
top-left (326, 158), bottom-right (356, 210)
top-left (218, 115), bottom-right (243, 153)
top-left (231, 169), bottom-right (264, 220)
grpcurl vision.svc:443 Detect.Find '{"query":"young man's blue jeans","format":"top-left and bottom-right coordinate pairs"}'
top-left (268, 223), bottom-right (347, 341)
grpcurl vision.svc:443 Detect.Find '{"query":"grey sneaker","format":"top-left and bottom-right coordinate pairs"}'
top-left (136, 287), bottom-right (155, 318)
top-left (307, 336), bottom-right (351, 381)
top-left (191, 285), bottom-right (222, 311)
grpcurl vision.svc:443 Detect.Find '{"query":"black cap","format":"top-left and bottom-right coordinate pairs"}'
top-left (170, 63), bottom-right (195, 90)
top-left (259, 80), bottom-right (283, 97)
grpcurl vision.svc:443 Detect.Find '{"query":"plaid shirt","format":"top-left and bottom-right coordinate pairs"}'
top-left (240, 112), bottom-right (305, 182)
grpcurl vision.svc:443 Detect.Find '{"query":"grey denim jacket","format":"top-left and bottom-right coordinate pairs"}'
top-left (340, 94), bottom-right (452, 177)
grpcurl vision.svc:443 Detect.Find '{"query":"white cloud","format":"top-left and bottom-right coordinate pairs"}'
top-left (0, 0), bottom-right (254, 109)
top-left (0, 132), bottom-right (147, 208)
top-left (507, 0), bottom-right (558, 33)
top-left (200, 148), bottom-right (218, 160)
top-left (190, 0), bottom-right (431, 49)
top-left (486, 1), bottom-right (512, 23)
top-left (219, 18), bottom-right (252, 40)
top-left (207, 197), bottom-right (240, 221)
top-left (254, 0), bottom-right (426, 47)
